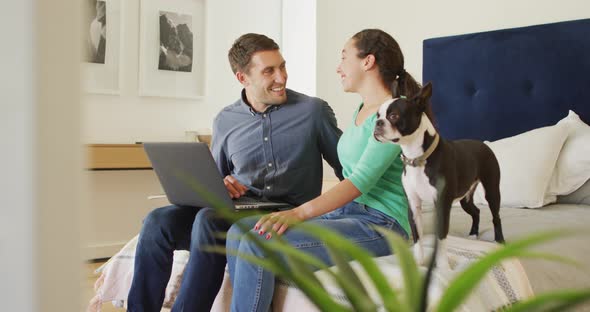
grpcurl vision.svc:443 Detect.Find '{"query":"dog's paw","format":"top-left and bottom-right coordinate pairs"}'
top-left (468, 234), bottom-right (478, 240)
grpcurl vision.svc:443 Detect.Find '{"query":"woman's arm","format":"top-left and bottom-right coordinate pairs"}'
top-left (299, 179), bottom-right (360, 219)
top-left (256, 179), bottom-right (361, 237)
top-left (256, 124), bottom-right (401, 237)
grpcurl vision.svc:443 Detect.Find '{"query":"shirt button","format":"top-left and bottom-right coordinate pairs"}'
top-left (263, 114), bottom-right (267, 118)
top-left (268, 163), bottom-right (272, 167)
top-left (266, 186), bottom-right (271, 190)
top-left (264, 137), bottom-right (268, 141)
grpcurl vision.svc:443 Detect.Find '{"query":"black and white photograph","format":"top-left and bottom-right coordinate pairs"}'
top-left (84, 0), bottom-right (107, 64)
top-left (139, 0), bottom-right (204, 98)
top-left (158, 11), bottom-right (193, 72)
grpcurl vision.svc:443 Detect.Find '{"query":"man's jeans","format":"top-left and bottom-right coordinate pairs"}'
top-left (226, 201), bottom-right (409, 312)
top-left (127, 205), bottom-right (231, 312)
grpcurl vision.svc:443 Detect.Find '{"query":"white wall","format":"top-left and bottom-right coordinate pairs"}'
top-left (316, 0), bottom-right (590, 129)
top-left (1, 0), bottom-right (81, 311)
top-left (282, 0), bottom-right (317, 96)
top-left (83, 0), bottom-right (282, 143)
top-left (84, 0), bottom-right (589, 141)
top-left (37, 0), bottom-right (83, 307)
top-left (0, 1), bottom-right (35, 310)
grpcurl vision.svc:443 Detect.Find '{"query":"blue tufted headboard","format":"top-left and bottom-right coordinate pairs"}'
top-left (422, 19), bottom-right (590, 141)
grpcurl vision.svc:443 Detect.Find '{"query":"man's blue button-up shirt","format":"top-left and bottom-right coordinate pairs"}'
top-left (211, 89), bottom-right (344, 206)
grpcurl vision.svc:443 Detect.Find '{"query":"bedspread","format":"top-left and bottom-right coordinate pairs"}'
top-left (87, 234), bottom-right (533, 311)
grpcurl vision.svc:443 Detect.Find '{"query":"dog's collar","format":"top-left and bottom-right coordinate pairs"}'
top-left (400, 133), bottom-right (440, 167)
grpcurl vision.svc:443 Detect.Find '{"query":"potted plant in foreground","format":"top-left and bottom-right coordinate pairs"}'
top-left (185, 176), bottom-right (590, 312)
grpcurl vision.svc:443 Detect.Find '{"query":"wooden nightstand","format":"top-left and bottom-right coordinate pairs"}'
top-left (84, 144), bottom-right (165, 260)
top-left (87, 144), bottom-right (151, 170)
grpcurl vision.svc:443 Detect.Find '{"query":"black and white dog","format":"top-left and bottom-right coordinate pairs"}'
top-left (374, 83), bottom-right (504, 269)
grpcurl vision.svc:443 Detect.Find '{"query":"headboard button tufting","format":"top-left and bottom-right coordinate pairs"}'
top-left (523, 80), bottom-right (534, 95)
top-left (466, 83), bottom-right (477, 97)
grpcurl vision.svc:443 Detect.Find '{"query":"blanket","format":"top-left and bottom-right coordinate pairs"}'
top-left (87, 235), bottom-right (533, 312)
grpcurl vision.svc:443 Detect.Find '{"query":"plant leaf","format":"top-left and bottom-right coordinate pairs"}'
top-left (181, 172), bottom-right (331, 299)
top-left (203, 245), bottom-right (285, 275)
top-left (181, 175), bottom-right (357, 311)
top-left (242, 231), bottom-right (351, 311)
top-left (207, 240), bottom-right (350, 312)
top-left (436, 229), bottom-right (578, 312)
top-left (269, 234), bottom-right (379, 311)
top-left (283, 252), bottom-right (352, 312)
top-left (325, 244), bottom-right (378, 311)
top-left (501, 288), bottom-right (590, 312)
top-left (297, 222), bottom-right (407, 312)
top-left (375, 227), bottom-right (421, 309)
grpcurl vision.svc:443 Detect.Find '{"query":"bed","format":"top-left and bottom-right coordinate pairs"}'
top-left (421, 17), bottom-right (590, 301)
top-left (88, 18), bottom-right (590, 311)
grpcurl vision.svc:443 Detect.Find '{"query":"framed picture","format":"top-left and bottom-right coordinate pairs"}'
top-left (82, 0), bottom-right (123, 95)
top-left (138, 0), bottom-right (205, 99)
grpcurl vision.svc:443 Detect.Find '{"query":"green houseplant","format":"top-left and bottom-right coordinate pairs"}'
top-left (184, 174), bottom-right (590, 312)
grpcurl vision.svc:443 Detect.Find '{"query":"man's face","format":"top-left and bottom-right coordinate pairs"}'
top-left (240, 50), bottom-right (288, 108)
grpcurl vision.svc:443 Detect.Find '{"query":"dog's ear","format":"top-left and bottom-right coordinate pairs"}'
top-left (415, 82), bottom-right (432, 112)
top-left (418, 82), bottom-right (433, 101)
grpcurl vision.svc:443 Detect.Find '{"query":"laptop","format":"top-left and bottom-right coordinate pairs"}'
top-left (143, 142), bottom-right (292, 211)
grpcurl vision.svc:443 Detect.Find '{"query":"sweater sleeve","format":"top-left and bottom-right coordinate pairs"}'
top-left (347, 134), bottom-right (402, 194)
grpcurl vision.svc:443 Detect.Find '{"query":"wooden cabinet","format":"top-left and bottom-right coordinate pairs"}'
top-left (87, 144), bottom-right (151, 169)
top-left (84, 144), bottom-right (165, 260)
top-left (84, 170), bottom-right (169, 259)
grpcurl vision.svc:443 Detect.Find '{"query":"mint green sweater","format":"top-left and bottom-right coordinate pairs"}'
top-left (337, 105), bottom-right (410, 235)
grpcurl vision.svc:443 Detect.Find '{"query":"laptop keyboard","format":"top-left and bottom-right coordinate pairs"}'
top-left (233, 196), bottom-right (289, 210)
top-left (233, 197), bottom-right (264, 205)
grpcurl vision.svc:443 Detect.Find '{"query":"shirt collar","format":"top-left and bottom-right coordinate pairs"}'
top-left (239, 89), bottom-right (284, 116)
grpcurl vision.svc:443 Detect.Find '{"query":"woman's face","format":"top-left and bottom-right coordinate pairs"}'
top-left (336, 39), bottom-right (365, 93)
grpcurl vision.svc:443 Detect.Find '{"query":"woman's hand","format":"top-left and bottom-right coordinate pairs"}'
top-left (254, 208), bottom-right (306, 239)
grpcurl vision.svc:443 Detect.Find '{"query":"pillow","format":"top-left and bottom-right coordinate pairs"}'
top-left (556, 178), bottom-right (590, 205)
top-left (546, 110), bottom-right (590, 197)
top-left (473, 122), bottom-right (568, 208)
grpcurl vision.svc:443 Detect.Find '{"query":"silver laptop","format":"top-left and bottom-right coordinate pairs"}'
top-left (143, 142), bottom-right (292, 211)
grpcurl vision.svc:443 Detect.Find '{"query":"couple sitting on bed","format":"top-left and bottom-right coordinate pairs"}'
top-left (128, 29), bottom-right (419, 312)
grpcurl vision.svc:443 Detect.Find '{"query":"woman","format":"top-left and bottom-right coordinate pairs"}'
top-left (226, 29), bottom-right (422, 311)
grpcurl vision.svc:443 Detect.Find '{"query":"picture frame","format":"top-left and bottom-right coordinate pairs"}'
top-left (138, 0), bottom-right (205, 99)
top-left (82, 0), bottom-right (123, 95)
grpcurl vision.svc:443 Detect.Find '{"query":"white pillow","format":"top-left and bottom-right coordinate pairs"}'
top-left (556, 178), bottom-right (590, 205)
top-left (473, 122), bottom-right (568, 208)
top-left (546, 110), bottom-right (590, 196)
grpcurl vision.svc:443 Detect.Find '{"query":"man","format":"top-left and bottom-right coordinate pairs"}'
top-left (127, 33), bottom-right (343, 311)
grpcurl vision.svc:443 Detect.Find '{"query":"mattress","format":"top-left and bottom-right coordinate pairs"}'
top-left (421, 203), bottom-right (590, 297)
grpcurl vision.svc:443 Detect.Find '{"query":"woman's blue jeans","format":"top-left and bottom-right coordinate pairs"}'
top-left (225, 201), bottom-right (408, 312)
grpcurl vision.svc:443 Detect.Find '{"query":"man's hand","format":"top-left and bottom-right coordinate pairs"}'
top-left (254, 208), bottom-right (306, 239)
top-left (224, 175), bottom-right (248, 198)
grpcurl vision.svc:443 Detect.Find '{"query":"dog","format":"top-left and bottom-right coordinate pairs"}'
top-left (374, 82), bottom-right (504, 269)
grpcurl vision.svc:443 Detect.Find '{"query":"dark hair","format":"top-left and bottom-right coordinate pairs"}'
top-left (352, 29), bottom-right (421, 98)
top-left (228, 33), bottom-right (279, 74)
top-left (352, 29), bottom-right (434, 123)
